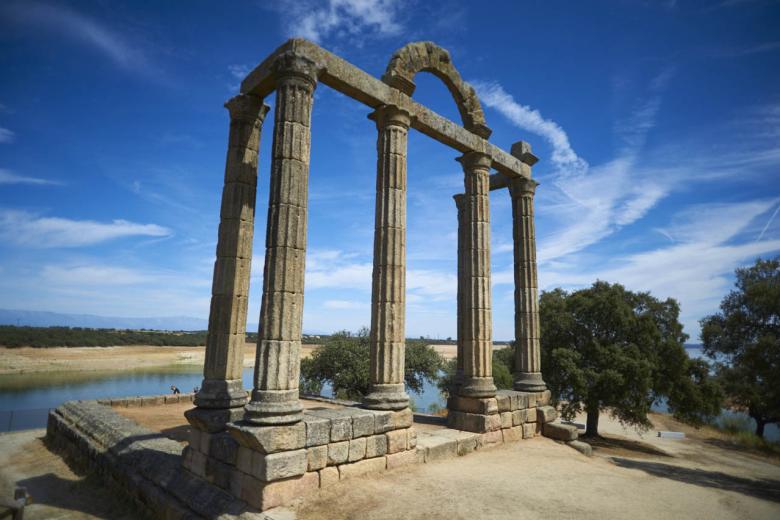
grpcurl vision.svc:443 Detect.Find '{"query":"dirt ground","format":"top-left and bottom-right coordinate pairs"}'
top-left (1, 404), bottom-right (778, 520)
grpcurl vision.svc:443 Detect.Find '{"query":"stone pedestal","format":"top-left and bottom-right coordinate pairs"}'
top-left (191, 94), bottom-right (269, 432)
top-left (364, 105), bottom-right (411, 411)
top-left (509, 142), bottom-right (546, 392)
top-left (245, 53), bottom-right (318, 425)
top-left (457, 152), bottom-right (496, 399)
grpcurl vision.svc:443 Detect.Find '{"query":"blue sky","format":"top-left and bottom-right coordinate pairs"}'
top-left (0, 0), bottom-right (778, 340)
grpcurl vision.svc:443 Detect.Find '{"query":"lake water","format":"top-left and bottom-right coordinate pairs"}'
top-left (1, 348), bottom-right (776, 441)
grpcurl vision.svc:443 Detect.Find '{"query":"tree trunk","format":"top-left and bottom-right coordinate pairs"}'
top-left (755, 419), bottom-right (765, 438)
top-left (585, 406), bottom-right (600, 437)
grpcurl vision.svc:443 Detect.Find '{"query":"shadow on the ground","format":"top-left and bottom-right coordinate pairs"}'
top-left (584, 434), bottom-right (672, 458)
top-left (16, 472), bottom-right (147, 520)
top-left (702, 437), bottom-right (780, 459)
top-left (160, 424), bottom-right (190, 443)
top-left (611, 457), bottom-right (780, 503)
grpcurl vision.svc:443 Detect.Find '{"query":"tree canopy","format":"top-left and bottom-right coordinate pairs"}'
top-left (300, 328), bottom-right (444, 402)
top-left (541, 281), bottom-right (722, 437)
top-left (701, 257), bottom-right (780, 438)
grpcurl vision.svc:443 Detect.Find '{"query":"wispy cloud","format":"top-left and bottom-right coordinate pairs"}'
top-left (534, 199), bottom-right (780, 337)
top-left (0, 128), bottom-right (14, 143)
top-left (0, 210), bottom-right (171, 247)
top-left (0, 169), bottom-right (62, 186)
top-left (0, 1), bottom-right (156, 76)
top-left (276, 0), bottom-right (403, 44)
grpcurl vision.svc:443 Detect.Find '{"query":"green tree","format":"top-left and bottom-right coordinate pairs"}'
top-left (300, 328), bottom-right (444, 401)
top-left (700, 257), bottom-right (780, 438)
top-left (541, 281), bottom-right (722, 437)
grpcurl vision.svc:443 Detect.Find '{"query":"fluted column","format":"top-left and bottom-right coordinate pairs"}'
top-left (244, 53), bottom-right (318, 425)
top-left (458, 151), bottom-right (497, 398)
top-left (452, 193), bottom-right (466, 393)
top-left (195, 94), bottom-right (269, 414)
top-left (509, 177), bottom-right (545, 391)
top-left (509, 141), bottom-right (546, 392)
top-left (363, 105), bottom-right (411, 411)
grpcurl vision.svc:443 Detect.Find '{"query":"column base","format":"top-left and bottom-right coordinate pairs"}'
top-left (363, 383), bottom-right (409, 411)
top-left (513, 372), bottom-right (547, 392)
top-left (459, 377), bottom-right (497, 398)
top-left (194, 378), bottom-right (249, 409)
top-left (244, 389), bottom-right (303, 425)
top-left (185, 406), bottom-right (245, 434)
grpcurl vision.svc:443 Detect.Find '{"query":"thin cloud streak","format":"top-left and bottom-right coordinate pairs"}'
top-left (0, 128), bottom-right (14, 143)
top-left (276, 0), bottom-right (403, 44)
top-left (0, 169), bottom-right (62, 186)
top-left (0, 210), bottom-right (171, 247)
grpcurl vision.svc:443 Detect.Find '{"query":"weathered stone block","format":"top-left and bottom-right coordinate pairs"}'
top-left (477, 430), bottom-right (503, 448)
top-left (338, 457), bottom-right (386, 480)
top-left (448, 410), bottom-right (502, 433)
top-left (417, 435), bottom-right (458, 462)
top-left (522, 423), bottom-right (536, 439)
top-left (208, 432), bottom-right (239, 466)
top-left (526, 407), bottom-right (537, 423)
top-left (306, 409), bottom-right (352, 441)
top-left (190, 450), bottom-right (207, 477)
top-left (205, 457), bottom-right (232, 489)
top-left (319, 466), bottom-right (339, 488)
top-left (185, 406), bottom-right (245, 434)
top-left (386, 449), bottom-right (418, 469)
top-left (365, 434), bottom-right (387, 458)
top-left (536, 390), bottom-right (552, 406)
top-left (495, 391), bottom-right (512, 412)
top-left (449, 396), bottom-right (498, 415)
top-left (502, 426), bottom-right (524, 443)
top-left (240, 472), bottom-right (319, 511)
top-left (348, 437), bottom-right (367, 462)
top-left (542, 422), bottom-right (578, 441)
top-left (373, 408), bottom-right (413, 433)
top-left (385, 429), bottom-right (408, 454)
top-left (512, 392), bottom-right (530, 411)
top-left (500, 412), bottom-right (513, 429)
top-left (237, 446), bottom-right (253, 474)
top-left (251, 449), bottom-right (307, 482)
top-left (228, 421), bottom-right (305, 454)
top-left (351, 410), bottom-right (375, 438)
top-left (407, 428), bottom-right (417, 449)
top-left (568, 440), bottom-right (592, 456)
top-left (512, 409), bottom-right (528, 426)
top-left (303, 414), bottom-right (330, 446)
top-left (537, 405), bottom-right (557, 424)
top-left (307, 445), bottom-right (327, 471)
top-left (327, 441), bottom-right (349, 465)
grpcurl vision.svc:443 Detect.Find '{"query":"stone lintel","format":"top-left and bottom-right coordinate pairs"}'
top-left (239, 38), bottom-right (531, 179)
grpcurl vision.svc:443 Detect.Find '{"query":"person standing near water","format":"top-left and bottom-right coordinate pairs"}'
top-left (170, 385), bottom-right (181, 395)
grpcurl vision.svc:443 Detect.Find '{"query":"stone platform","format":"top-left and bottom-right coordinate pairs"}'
top-left (46, 393), bottom-right (562, 516)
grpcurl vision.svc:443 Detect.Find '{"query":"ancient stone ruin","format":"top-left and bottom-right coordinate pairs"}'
top-left (176, 38), bottom-right (553, 511)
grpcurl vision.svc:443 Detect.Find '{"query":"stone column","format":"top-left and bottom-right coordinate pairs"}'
top-left (192, 94), bottom-right (269, 427)
top-left (363, 105), bottom-right (411, 411)
top-left (452, 194), bottom-right (466, 393)
top-left (509, 142), bottom-right (546, 392)
top-left (458, 151), bottom-right (497, 398)
top-left (244, 53), bottom-right (318, 425)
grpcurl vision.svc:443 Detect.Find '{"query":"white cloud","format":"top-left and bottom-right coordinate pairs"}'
top-left (0, 210), bottom-right (171, 247)
top-left (0, 127), bottom-right (14, 143)
top-left (40, 264), bottom-right (156, 286)
top-left (323, 299), bottom-right (366, 309)
top-left (473, 81), bottom-right (587, 175)
top-left (278, 0), bottom-right (403, 44)
top-left (538, 200), bottom-right (780, 338)
top-left (1, 1), bottom-right (153, 74)
top-left (0, 169), bottom-right (61, 186)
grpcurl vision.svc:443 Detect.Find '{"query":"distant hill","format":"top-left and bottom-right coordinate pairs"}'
top-left (0, 308), bottom-right (209, 332)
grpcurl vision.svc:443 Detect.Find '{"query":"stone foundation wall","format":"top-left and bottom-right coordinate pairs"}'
top-left (448, 389), bottom-right (553, 436)
top-left (183, 406), bottom-right (417, 511)
top-left (46, 399), bottom-right (265, 520)
top-left (97, 392), bottom-right (196, 408)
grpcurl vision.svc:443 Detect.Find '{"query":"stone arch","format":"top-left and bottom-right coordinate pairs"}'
top-left (382, 41), bottom-right (491, 138)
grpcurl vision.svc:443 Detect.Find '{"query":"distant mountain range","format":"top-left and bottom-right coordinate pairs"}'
top-left (0, 308), bottom-right (209, 331)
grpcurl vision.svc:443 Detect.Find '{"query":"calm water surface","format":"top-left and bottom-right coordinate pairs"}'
top-left (1, 348), bottom-right (776, 441)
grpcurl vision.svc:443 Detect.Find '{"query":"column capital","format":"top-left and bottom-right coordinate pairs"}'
top-left (508, 176), bottom-right (539, 198)
top-left (510, 141), bottom-right (539, 166)
top-left (453, 193), bottom-right (465, 208)
top-left (457, 151), bottom-right (492, 172)
top-left (272, 51), bottom-right (321, 86)
top-left (369, 104), bottom-right (412, 130)
top-left (224, 94), bottom-right (270, 123)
